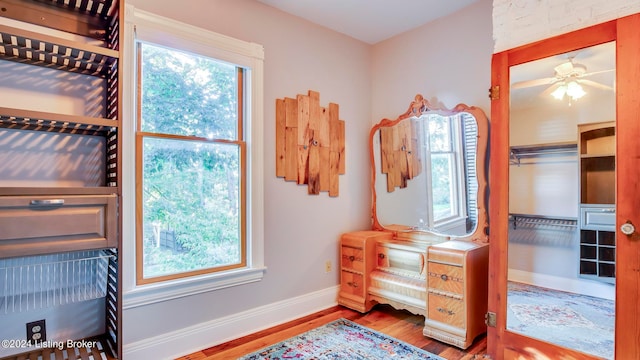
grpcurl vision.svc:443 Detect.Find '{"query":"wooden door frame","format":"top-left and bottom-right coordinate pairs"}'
top-left (488, 14), bottom-right (640, 359)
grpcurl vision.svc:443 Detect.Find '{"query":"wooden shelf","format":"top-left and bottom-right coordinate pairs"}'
top-left (0, 0), bottom-right (118, 40)
top-left (579, 124), bottom-right (615, 206)
top-left (580, 153), bottom-right (615, 158)
top-left (0, 186), bottom-right (118, 196)
top-left (0, 23), bottom-right (118, 77)
top-left (0, 106), bottom-right (118, 135)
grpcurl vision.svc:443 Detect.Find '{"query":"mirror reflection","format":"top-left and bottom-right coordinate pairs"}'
top-left (371, 95), bottom-right (488, 240)
top-left (507, 41), bottom-right (616, 359)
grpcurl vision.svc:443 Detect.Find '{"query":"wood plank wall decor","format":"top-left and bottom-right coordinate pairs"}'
top-left (379, 119), bottom-right (422, 192)
top-left (275, 90), bottom-right (345, 196)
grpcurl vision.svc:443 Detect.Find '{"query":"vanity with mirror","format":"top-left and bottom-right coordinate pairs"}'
top-left (488, 14), bottom-right (640, 359)
top-left (338, 94), bottom-right (490, 349)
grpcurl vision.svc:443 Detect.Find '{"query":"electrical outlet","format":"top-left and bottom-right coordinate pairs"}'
top-left (325, 260), bottom-right (332, 273)
top-left (26, 319), bottom-right (46, 344)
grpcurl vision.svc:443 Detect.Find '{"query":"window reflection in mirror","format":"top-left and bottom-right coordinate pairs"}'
top-left (426, 114), bottom-right (465, 224)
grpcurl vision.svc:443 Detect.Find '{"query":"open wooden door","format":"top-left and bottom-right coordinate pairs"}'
top-left (488, 14), bottom-right (640, 359)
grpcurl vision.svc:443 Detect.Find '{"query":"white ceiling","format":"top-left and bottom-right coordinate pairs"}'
top-left (257, 0), bottom-right (480, 44)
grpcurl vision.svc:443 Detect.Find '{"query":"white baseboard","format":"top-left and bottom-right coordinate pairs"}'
top-left (123, 286), bottom-right (339, 360)
top-left (508, 269), bottom-right (615, 300)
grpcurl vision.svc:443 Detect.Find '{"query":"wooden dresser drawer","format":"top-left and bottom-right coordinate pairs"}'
top-left (0, 194), bottom-right (117, 258)
top-left (428, 262), bottom-right (464, 294)
top-left (340, 271), bottom-right (364, 297)
top-left (428, 292), bottom-right (464, 328)
top-left (429, 247), bottom-right (464, 265)
top-left (341, 245), bottom-right (364, 272)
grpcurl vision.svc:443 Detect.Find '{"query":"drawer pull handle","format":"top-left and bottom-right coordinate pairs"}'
top-left (436, 307), bottom-right (455, 315)
top-left (378, 253), bottom-right (385, 259)
top-left (347, 281), bottom-right (358, 288)
top-left (348, 255), bottom-right (355, 261)
top-left (440, 274), bottom-right (448, 281)
top-left (30, 199), bottom-right (65, 206)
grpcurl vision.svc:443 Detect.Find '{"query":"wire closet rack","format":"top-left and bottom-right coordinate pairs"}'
top-left (509, 213), bottom-right (578, 246)
top-left (0, 250), bottom-right (112, 314)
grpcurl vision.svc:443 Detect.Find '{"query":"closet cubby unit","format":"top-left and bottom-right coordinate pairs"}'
top-left (0, 0), bottom-right (122, 358)
top-left (578, 121), bottom-right (615, 283)
top-left (579, 228), bottom-right (615, 282)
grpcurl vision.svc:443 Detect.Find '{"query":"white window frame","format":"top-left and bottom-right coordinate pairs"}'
top-left (422, 114), bottom-right (468, 231)
top-left (121, 5), bottom-right (265, 308)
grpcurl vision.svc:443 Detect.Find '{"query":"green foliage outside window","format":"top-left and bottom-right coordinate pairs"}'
top-left (139, 43), bottom-right (243, 279)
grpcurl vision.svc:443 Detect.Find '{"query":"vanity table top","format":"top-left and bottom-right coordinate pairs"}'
top-left (432, 240), bottom-right (486, 251)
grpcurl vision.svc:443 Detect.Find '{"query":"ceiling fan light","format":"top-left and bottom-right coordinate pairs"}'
top-left (566, 81), bottom-right (586, 100)
top-left (551, 84), bottom-right (567, 100)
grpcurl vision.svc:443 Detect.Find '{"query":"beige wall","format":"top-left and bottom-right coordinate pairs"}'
top-left (371, 0), bottom-right (493, 124)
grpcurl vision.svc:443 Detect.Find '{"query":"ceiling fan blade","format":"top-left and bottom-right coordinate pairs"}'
top-left (540, 83), bottom-right (562, 98)
top-left (512, 77), bottom-right (557, 89)
top-left (579, 79), bottom-right (614, 91)
top-left (580, 69), bottom-right (615, 77)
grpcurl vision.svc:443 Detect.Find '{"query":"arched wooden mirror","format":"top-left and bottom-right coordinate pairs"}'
top-left (370, 94), bottom-right (489, 244)
top-left (363, 94), bottom-right (490, 348)
top-left (488, 15), bottom-right (640, 359)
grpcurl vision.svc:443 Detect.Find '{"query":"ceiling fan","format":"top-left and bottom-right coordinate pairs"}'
top-left (512, 58), bottom-right (615, 100)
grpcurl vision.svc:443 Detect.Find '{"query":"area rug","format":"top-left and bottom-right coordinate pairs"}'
top-left (238, 318), bottom-right (444, 359)
top-left (507, 281), bottom-right (614, 359)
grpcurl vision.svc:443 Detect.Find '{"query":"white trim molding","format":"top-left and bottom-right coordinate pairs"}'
top-left (123, 286), bottom-right (339, 359)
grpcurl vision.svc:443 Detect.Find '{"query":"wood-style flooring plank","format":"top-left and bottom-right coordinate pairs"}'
top-left (206, 312), bottom-right (349, 359)
top-left (176, 305), bottom-right (488, 360)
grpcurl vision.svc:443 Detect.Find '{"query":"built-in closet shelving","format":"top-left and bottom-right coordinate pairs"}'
top-left (0, 0), bottom-right (121, 358)
top-left (578, 121), bottom-right (615, 284)
top-left (509, 142), bottom-right (577, 166)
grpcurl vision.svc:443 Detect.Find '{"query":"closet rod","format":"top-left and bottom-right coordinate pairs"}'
top-left (510, 142), bottom-right (577, 165)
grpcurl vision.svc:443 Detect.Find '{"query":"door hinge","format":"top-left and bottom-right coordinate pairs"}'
top-left (488, 86), bottom-right (500, 100)
top-left (485, 311), bottom-right (497, 327)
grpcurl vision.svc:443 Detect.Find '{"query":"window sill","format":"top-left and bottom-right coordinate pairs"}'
top-left (434, 217), bottom-right (467, 235)
top-left (123, 266), bottom-right (267, 309)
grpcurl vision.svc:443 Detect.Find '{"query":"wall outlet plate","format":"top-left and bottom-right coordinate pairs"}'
top-left (26, 319), bottom-right (46, 343)
top-left (325, 260), bottom-right (332, 273)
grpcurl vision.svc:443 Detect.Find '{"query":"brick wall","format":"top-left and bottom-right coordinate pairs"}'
top-left (493, 0), bottom-right (640, 52)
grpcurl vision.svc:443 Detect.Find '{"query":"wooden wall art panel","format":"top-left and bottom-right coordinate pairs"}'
top-left (276, 90), bottom-right (345, 196)
top-left (379, 120), bottom-right (422, 192)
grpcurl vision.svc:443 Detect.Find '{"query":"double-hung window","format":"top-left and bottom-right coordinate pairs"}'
top-left (128, 9), bottom-right (264, 291)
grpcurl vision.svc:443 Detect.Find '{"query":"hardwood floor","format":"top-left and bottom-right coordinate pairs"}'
top-left (177, 304), bottom-right (488, 359)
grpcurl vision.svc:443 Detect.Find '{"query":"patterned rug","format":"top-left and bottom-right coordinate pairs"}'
top-left (238, 318), bottom-right (444, 360)
top-left (507, 281), bottom-right (614, 359)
